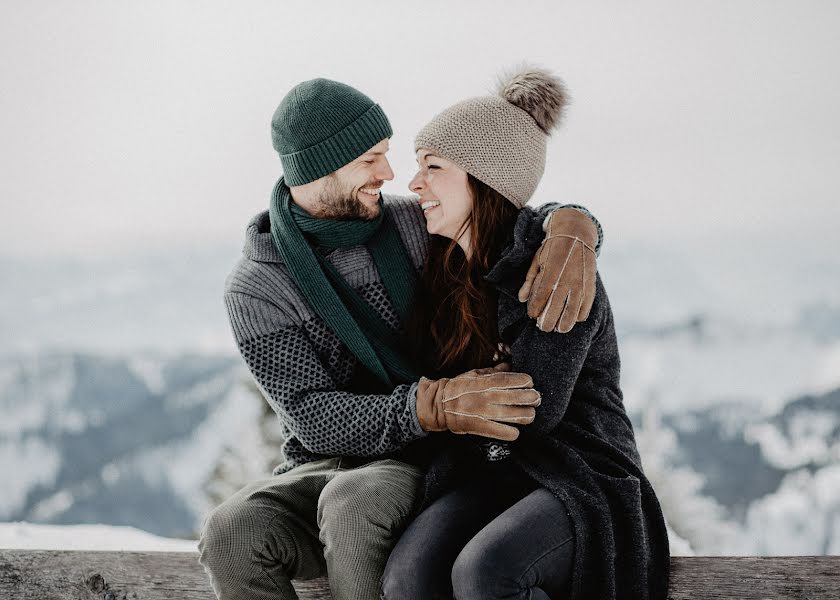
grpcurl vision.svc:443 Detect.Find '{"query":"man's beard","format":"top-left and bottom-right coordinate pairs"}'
top-left (315, 174), bottom-right (380, 221)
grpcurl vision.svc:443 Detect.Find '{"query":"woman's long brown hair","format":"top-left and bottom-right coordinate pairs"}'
top-left (407, 174), bottom-right (520, 377)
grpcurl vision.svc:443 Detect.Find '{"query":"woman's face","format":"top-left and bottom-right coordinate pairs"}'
top-left (409, 149), bottom-right (473, 252)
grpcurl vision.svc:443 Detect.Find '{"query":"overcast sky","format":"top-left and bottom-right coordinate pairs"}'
top-left (1, 1), bottom-right (838, 260)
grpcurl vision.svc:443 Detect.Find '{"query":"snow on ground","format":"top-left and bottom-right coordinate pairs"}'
top-left (1, 521), bottom-right (693, 557)
top-left (0, 521), bottom-right (197, 552)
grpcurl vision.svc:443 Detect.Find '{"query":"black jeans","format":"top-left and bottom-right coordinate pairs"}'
top-left (381, 471), bottom-right (575, 600)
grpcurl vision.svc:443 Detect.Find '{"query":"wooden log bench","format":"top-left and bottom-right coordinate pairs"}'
top-left (1, 550), bottom-right (839, 599)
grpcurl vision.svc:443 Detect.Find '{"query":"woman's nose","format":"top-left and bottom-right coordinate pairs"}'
top-left (409, 171), bottom-right (423, 193)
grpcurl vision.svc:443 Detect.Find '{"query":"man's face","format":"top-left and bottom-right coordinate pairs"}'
top-left (314, 138), bottom-right (395, 220)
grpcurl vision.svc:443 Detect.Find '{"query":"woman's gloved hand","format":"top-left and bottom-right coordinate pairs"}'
top-left (415, 369), bottom-right (541, 441)
top-left (518, 207), bottom-right (598, 333)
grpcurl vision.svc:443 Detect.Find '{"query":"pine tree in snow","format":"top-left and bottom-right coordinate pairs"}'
top-left (202, 377), bottom-right (285, 508)
top-left (634, 396), bottom-right (750, 555)
top-left (746, 464), bottom-right (840, 555)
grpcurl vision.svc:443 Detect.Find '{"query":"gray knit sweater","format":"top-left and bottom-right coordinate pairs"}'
top-left (224, 195), bottom-right (602, 476)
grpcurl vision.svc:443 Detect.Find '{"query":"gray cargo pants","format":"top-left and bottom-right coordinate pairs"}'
top-left (198, 457), bottom-right (423, 600)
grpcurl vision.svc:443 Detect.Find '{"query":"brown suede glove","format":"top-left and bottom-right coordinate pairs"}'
top-left (415, 369), bottom-right (540, 442)
top-left (517, 207), bottom-right (598, 333)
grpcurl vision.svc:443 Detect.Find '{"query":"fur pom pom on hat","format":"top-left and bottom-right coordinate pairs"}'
top-left (415, 65), bottom-right (569, 208)
top-left (496, 66), bottom-right (569, 133)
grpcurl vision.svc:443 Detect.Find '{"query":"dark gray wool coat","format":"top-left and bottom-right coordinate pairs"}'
top-left (416, 206), bottom-right (671, 600)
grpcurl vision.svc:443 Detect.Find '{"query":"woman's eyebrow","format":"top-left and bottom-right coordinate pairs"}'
top-left (419, 152), bottom-right (440, 162)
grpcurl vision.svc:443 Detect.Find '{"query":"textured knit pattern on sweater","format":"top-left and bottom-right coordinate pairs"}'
top-left (224, 194), bottom-right (603, 476)
top-left (224, 195), bottom-right (430, 475)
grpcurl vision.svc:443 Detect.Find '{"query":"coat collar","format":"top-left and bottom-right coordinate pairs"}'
top-left (483, 206), bottom-right (544, 299)
top-left (243, 210), bottom-right (283, 263)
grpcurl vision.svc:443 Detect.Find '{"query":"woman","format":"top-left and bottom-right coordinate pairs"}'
top-left (380, 67), bottom-right (670, 600)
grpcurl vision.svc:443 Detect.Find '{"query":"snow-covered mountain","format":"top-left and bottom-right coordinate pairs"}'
top-left (1, 233), bottom-right (838, 553)
top-left (1, 346), bottom-right (837, 555)
top-left (0, 243), bottom-right (241, 356)
top-left (0, 351), bottom-right (264, 538)
top-left (635, 386), bottom-right (840, 555)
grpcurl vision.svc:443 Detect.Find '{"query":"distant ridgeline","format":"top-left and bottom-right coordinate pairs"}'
top-left (0, 350), bottom-right (838, 555)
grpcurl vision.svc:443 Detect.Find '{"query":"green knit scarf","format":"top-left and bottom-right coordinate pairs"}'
top-left (269, 176), bottom-right (420, 388)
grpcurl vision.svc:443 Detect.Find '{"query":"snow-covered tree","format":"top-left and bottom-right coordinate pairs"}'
top-left (634, 398), bottom-right (750, 555)
top-left (202, 377), bottom-right (285, 508)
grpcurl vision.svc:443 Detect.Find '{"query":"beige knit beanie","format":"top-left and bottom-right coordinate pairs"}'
top-left (414, 66), bottom-right (569, 209)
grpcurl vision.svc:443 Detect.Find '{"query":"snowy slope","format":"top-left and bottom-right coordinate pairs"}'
top-left (1, 233), bottom-right (838, 554)
top-left (0, 521), bottom-right (197, 551)
top-left (0, 351), bottom-right (263, 538)
top-left (635, 386), bottom-right (840, 555)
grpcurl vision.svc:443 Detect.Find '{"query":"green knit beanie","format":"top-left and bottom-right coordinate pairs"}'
top-left (271, 78), bottom-right (393, 186)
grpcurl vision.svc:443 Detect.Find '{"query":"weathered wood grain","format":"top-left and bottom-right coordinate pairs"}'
top-left (666, 556), bottom-right (840, 600)
top-left (0, 550), bottom-right (332, 600)
top-left (1, 551), bottom-right (838, 599)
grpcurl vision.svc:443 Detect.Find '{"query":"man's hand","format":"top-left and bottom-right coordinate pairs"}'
top-left (518, 207), bottom-right (598, 333)
top-left (415, 369), bottom-right (540, 441)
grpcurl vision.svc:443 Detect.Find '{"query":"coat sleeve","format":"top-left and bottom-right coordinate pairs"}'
top-left (224, 291), bottom-right (428, 456)
top-left (506, 274), bottom-right (608, 435)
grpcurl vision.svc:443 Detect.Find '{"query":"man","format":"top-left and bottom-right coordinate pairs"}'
top-left (198, 78), bottom-right (602, 600)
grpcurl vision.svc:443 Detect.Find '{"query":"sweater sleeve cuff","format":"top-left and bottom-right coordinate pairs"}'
top-left (407, 381), bottom-right (429, 438)
top-left (543, 205), bottom-right (603, 257)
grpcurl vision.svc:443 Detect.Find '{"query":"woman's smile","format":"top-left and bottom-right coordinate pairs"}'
top-left (409, 149), bottom-right (474, 253)
top-left (421, 200), bottom-right (441, 214)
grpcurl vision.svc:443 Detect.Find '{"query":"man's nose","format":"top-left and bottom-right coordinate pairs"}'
top-left (377, 157), bottom-right (395, 181)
